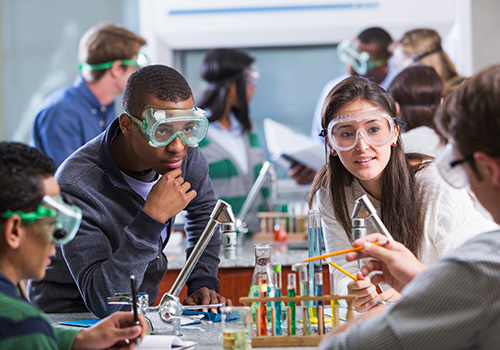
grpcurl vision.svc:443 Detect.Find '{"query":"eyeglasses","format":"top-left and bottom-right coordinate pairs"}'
top-left (78, 52), bottom-right (150, 71)
top-left (320, 108), bottom-right (398, 151)
top-left (1, 195), bottom-right (82, 245)
top-left (337, 40), bottom-right (387, 75)
top-left (127, 105), bottom-right (209, 148)
top-left (435, 143), bottom-right (473, 189)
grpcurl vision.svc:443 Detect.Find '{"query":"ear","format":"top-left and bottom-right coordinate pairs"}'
top-left (395, 102), bottom-right (401, 114)
top-left (474, 151), bottom-right (500, 186)
top-left (109, 60), bottom-right (125, 78)
top-left (2, 216), bottom-right (23, 250)
top-left (393, 124), bottom-right (400, 141)
top-left (119, 113), bottom-right (133, 136)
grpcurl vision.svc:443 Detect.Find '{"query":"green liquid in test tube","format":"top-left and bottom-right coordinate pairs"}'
top-left (287, 273), bottom-right (296, 335)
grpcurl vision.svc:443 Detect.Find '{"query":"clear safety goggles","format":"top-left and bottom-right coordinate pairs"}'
top-left (337, 40), bottom-right (387, 75)
top-left (435, 143), bottom-right (471, 189)
top-left (127, 105), bottom-right (209, 148)
top-left (1, 195), bottom-right (82, 246)
top-left (321, 108), bottom-right (397, 151)
top-left (78, 51), bottom-right (150, 71)
top-left (244, 65), bottom-right (260, 88)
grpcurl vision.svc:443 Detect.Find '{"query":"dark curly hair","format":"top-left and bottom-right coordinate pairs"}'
top-left (0, 142), bottom-right (55, 217)
top-left (122, 65), bottom-right (193, 117)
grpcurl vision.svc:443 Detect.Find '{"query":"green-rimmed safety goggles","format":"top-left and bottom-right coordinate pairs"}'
top-left (127, 105), bottom-right (209, 148)
top-left (337, 40), bottom-right (387, 75)
top-left (1, 195), bottom-right (82, 246)
top-left (78, 52), bottom-right (150, 71)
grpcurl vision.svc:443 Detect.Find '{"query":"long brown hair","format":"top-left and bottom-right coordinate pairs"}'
top-left (309, 76), bottom-right (430, 257)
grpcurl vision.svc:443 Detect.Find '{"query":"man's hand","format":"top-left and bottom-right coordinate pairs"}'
top-left (287, 164), bottom-right (316, 185)
top-left (345, 233), bottom-right (428, 292)
top-left (183, 287), bottom-right (233, 313)
top-left (72, 311), bottom-right (148, 350)
top-left (143, 168), bottom-right (197, 223)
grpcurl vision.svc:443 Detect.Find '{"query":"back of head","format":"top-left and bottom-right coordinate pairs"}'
top-left (392, 28), bottom-right (460, 91)
top-left (357, 27), bottom-right (393, 59)
top-left (0, 142), bottom-right (55, 216)
top-left (200, 48), bottom-right (254, 83)
top-left (122, 64), bottom-right (193, 117)
top-left (198, 48), bottom-right (255, 131)
top-left (78, 23), bottom-right (147, 82)
top-left (436, 64), bottom-right (500, 158)
top-left (388, 65), bottom-right (443, 131)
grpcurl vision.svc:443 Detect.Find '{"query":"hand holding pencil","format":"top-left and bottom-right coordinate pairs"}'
top-left (345, 233), bottom-right (428, 292)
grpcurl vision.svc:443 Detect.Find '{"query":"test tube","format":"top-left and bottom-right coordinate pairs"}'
top-left (273, 265), bottom-right (282, 335)
top-left (258, 278), bottom-right (267, 335)
top-left (287, 273), bottom-right (296, 335)
top-left (329, 269), bottom-right (339, 328)
top-left (292, 263), bottom-right (311, 335)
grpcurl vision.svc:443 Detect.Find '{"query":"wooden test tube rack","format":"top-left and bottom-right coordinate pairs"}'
top-left (239, 294), bottom-right (357, 347)
top-left (254, 212), bottom-right (308, 242)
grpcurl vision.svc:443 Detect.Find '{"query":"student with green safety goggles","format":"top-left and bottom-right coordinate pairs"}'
top-left (337, 39), bottom-right (388, 76)
top-left (126, 105), bottom-right (209, 148)
top-left (1, 195), bottom-right (82, 246)
top-left (78, 51), bottom-right (150, 72)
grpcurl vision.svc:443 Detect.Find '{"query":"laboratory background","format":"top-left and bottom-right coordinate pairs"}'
top-left (1, 0), bottom-right (499, 150)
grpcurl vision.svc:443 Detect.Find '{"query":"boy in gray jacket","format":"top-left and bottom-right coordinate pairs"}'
top-left (30, 65), bottom-right (230, 317)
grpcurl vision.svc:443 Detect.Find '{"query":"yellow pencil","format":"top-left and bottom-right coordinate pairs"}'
top-left (324, 259), bottom-right (358, 281)
top-left (303, 240), bottom-right (387, 263)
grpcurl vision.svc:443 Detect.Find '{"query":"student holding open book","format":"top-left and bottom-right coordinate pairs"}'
top-left (308, 76), bottom-right (496, 312)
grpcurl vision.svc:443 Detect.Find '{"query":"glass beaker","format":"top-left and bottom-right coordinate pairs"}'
top-left (222, 306), bottom-right (252, 350)
top-left (249, 243), bottom-right (274, 296)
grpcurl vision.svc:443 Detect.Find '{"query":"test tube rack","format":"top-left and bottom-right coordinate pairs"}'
top-left (255, 212), bottom-right (308, 242)
top-left (239, 294), bottom-right (356, 347)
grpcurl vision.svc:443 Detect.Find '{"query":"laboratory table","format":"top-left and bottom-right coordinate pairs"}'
top-left (47, 312), bottom-right (319, 350)
top-left (159, 238), bottom-right (331, 305)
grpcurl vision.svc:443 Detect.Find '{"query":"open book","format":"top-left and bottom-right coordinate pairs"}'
top-left (138, 335), bottom-right (196, 349)
top-left (264, 118), bottom-right (325, 171)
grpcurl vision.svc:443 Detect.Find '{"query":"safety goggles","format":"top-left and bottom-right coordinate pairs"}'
top-left (244, 65), bottom-right (260, 88)
top-left (320, 108), bottom-right (398, 151)
top-left (127, 105), bottom-right (209, 148)
top-left (435, 143), bottom-right (472, 189)
top-left (337, 40), bottom-right (387, 75)
top-left (78, 51), bottom-right (150, 71)
top-left (1, 195), bottom-right (82, 245)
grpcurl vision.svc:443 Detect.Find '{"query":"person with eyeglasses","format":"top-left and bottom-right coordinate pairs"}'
top-left (29, 65), bottom-right (232, 317)
top-left (31, 23), bottom-right (148, 168)
top-left (197, 48), bottom-right (269, 234)
top-left (308, 75), bottom-right (497, 313)
top-left (0, 142), bottom-right (148, 350)
top-left (319, 64), bottom-right (500, 350)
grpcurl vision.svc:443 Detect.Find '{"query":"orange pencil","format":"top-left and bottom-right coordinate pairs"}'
top-left (324, 259), bottom-right (358, 281)
top-left (303, 240), bottom-right (387, 263)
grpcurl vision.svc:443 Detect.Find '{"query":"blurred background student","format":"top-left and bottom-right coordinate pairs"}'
top-left (390, 28), bottom-right (466, 95)
top-left (31, 23), bottom-right (147, 168)
top-left (388, 65), bottom-right (446, 157)
top-left (197, 48), bottom-right (269, 234)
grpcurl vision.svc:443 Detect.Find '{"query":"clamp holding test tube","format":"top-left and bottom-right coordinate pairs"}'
top-left (350, 194), bottom-right (394, 241)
